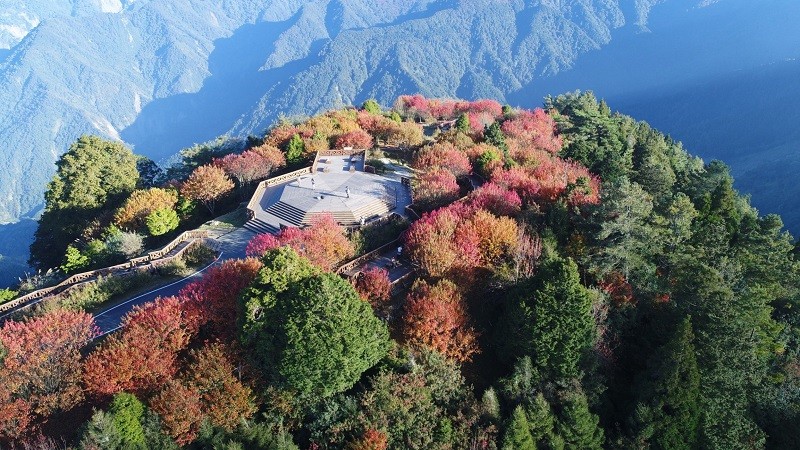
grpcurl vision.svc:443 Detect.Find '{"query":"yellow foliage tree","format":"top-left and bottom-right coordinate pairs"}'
top-left (115, 188), bottom-right (178, 231)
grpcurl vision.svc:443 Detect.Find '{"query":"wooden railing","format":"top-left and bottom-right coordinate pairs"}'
top-left (3, 238), bottom-right (212, 319)
top-left (1, 230), bottom-right (209, 314)
top-left (147, 230), bottom-right (207, 260)
top-left (336, 238), bottom-right (400, 275)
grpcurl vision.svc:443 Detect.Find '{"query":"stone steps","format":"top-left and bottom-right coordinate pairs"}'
top-left (264, 201), bottom-right (306, 227)
top-left (244, 218), bottom-right (280, 235)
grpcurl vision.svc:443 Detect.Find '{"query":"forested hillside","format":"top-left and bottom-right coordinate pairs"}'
top-left (2, 94), bottom-right (798, 449)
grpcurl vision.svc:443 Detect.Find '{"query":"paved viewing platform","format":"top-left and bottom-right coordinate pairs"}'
top-left (245, 153), bottom-right (412, 234)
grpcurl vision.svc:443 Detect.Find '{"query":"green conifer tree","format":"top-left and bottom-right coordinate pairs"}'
top-left (456, 113), bottom-right (470, 132)
top-left (527, 393), bottom-right (559, 448)
top-left (109, 392), bottom-right (146, 448)
top-left (285, 134), bottom-right (306, 166)
top-left (556, 390), bottom-right (604, 450)
top-left (502, 406), bottom-right (537, 450)
top-left (501, 257), bottom-right (595, 380)
top-left (631, 317), bottom-right (701, 450)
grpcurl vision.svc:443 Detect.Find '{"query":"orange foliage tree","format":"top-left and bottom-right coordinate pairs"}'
top-left (356, 112), bottom-right (398, 143)
top-left (353, 267), bottom-right (392, 313)
top-left (412, 142), bottom-right (472, 177)
top-left (598, 272), bottom-right (635, 304)
top-left (401, 279), bottom-right (478, 362)
top-left (404, 203), bottom-right (519, 278)
top-left (336, 130), bottom-right (374, 149)
top-left (183, 343), bottom-right (255, 431)
top-left (501, 108), bottom-right (563, 154)
top-left (347, 429), bottom-right (389, 450)
top-left (180, 165), bottom-right (234, 214)
top-left (83, 296), bottom-right (197, 398)
top-left (114, 188), bottom-right (178, 231)
top-left (412, 168), bottom-right (460, 210)
top-left (148, 379), bottom-right (203, 445)
top-left (467, 182), bottom-right (522, 217)
top-left (251, 143), bottom-right (288, 169)
top-left (263, 124), bottom-right (312, 148)
top-left (393, 95), bottom-right (502, 122)
top-left (490, 160), bottom-right (600, 209)
top-left (386, 122), bottom-right (424, 149)
top-left (216, 149), bottom-right (283, 186)
top-left (0, 310), bottom-right (95, 439)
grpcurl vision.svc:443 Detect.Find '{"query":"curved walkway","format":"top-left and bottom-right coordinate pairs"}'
top-left (92, 227), bottom-right (256, 335)
top-left (94, 253), bottom-right (223, 336)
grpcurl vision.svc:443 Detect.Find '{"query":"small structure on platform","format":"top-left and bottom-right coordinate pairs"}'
top-left (245, 149), bottom-right (412, 234)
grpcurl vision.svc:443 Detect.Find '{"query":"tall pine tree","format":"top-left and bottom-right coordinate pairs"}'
top-left (502, 406), bottom-right (536, 450)
top-left (555, 389), bottom-right (604, 450)
top-left (500, 257), bottom-right (595, 381)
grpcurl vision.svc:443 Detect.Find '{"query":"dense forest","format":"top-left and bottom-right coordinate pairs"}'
top-left (1, 93), bottom-right (799, 449)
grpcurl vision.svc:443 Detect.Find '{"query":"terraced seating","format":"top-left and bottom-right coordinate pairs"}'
top-left (244, 218), bottom-right (280, 235)
top-left (264, 201), bottom-right (306, 226)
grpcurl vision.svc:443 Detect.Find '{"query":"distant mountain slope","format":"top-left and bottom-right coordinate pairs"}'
top-left (3, 0), bottom-right (800, 287)
top-left (0, 0), bottom-right (140, 51)
top-left (225, 0), bottom-right (626, 136)
top-left (615, 58), bottom-right (800, 235)
top-left (0, 0), bottom-right (468, 223)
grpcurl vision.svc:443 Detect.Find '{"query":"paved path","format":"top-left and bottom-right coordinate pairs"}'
top-left (345, 246), bottom-right (414, 284)
top-left (93, 227), bottom-right (256, 335)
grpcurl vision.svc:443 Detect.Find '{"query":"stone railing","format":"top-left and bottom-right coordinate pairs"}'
top-left (4, 238), bottom-right (213, 320)
top-left (312, 148), bottom-right (368, 173)
top-left (0, 230), bottom-right (209, 315)
top-left (336, 238), bottom-right (400, 275)
top-left (318, 147), bottom-right (366, 157)
top-left (266, 166), bottom-right (313, 187)
top-left (246, 166), bottom-right (313, 218)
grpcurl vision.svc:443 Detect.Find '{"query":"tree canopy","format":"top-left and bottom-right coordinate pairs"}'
top-left (240, 247), bottom-right (390, 398)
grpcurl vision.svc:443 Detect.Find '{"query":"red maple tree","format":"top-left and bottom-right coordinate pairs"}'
top-left (0, 310), bottom-right (95, 439)
top-left (83, 296), bottom-right (196, 398)
top-left (336, 129), bottom-right (374, 149)
top-left (179, 258), bottom-right (263, 339)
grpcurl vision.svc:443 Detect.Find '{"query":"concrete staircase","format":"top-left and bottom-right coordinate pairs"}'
top-left (305, 199), bottom-right (392, 225)
top-left (243, 218), bottom-right (280, 235)
top-left (264, 201), bottom-right (306, 227)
